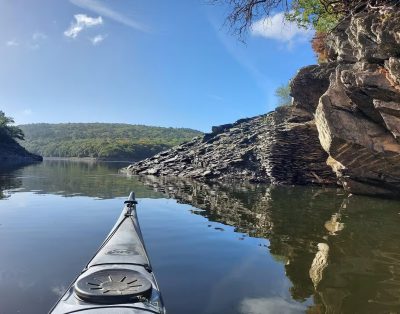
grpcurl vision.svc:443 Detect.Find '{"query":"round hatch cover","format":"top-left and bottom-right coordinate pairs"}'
top-left (74, 268), bottom-right (152, 304)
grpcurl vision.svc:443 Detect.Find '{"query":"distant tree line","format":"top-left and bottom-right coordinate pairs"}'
top-left (19, 123), bottom-right (202, 161)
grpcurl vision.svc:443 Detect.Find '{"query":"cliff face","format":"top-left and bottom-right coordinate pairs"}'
top-left (123, 107), bottom-right (337, 186)
top-left (305, 8), bottom-right (400, 198)
top-left (124, 7), bottom-right (400, 198)
top-left (0, 138), bottom-right (42, 166)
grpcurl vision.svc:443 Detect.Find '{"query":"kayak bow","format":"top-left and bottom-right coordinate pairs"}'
top-left (49, 192), bottom-right (166, 314)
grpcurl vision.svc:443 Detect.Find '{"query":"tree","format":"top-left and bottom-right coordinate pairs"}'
top-left (0, 111), bottom-right (24, 141)
top-left (275, 83), bottom-right (292, 107)
top-left (311, 31), bottom-right (329, 62)
top-left (211, 0), bottom-right (399, 38)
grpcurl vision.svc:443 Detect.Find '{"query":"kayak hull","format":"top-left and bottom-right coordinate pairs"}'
top-left (49, 193), bottom-right (166, 314)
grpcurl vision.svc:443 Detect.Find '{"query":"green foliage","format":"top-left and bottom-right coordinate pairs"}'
top-left (19, 123), bottom-right (202, 161)
top-left (285, 0), bottom-right (340, 33)
top-left (0, 111), bottom-right (25, 141)
top-left (216, 0), bottom-right (381, 37)
top-left (275, 83), bottom-right (292, 107)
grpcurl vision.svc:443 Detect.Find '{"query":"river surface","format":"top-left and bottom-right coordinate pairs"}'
top-left (0, 160), bottom-right (400, 314)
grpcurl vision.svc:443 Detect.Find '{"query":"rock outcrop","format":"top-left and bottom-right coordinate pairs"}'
top-left (124, 6), bottom-right (400, 198)
top-left (0, 139), bottom-right (42, 166)
top-left (123, 106), bottom-right (337, 186)
top-left (312, 8), bottom-right (400, 198)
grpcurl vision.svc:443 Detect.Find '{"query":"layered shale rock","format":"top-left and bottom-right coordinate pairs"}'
top-left (123, 108), bottom-right (336, 186)
top-left (312, 8), bottom-right (400, 198)
top-left (124, 7), bottom-right (400, 198)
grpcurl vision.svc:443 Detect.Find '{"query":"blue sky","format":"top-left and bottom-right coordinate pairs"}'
top-left (0, 0), bottom-right (316, 132)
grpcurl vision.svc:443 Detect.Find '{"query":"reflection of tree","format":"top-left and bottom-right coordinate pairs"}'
top-left (6, 160), bottom-right (164, 199)
top-left (0, 165), bottom-right (23, 199)
top-left (138, 175), bottom-right (400, 313)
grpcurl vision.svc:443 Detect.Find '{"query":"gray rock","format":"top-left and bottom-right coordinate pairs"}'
top-left (123, 112), bottom-right (336, 186)
top-left (122, 7), bottom-right (400, 199)
top-left (305, 7), bottom-right (400, 198)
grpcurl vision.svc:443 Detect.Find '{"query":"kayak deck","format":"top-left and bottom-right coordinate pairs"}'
top-left (49, 192), bottom-right (166, 314)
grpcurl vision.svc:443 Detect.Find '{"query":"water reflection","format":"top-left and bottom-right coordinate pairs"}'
top-left (137, 175), bottom-right (400, 314)
top-left (240, 297), bottom-right (307, 314)
top-left (0, 162), bottom-right (400, 313)
top-left (0, 159), bottom-right (164, 199)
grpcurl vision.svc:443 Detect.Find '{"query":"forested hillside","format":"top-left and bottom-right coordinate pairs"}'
top-left (19, 123), bottom-right (202, 161)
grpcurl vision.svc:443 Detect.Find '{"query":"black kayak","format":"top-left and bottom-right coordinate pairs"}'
top-left (49, 192), bottom-right (166, 314)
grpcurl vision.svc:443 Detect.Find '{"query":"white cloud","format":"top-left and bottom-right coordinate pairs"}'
top-left (240, 297), bottom-right (306, 314)
top-left (6, 39), bottom-right (19, 47)
top-left (70, 0), bottom-right (148, 32)
top-left (64, 14), bottom-right (103, 39)
top-left (251, 12), bottom-right (313, 45)
top-left (90, 34), bottom-right (106, 45)
top-left (22, 109), bottom-right (32, 115)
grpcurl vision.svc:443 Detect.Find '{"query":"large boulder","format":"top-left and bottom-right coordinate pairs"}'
top-left (292, 7), bottom-right (400, 198)
top-left (315, 70), bottom-right (400, 198)
top-left (290, 63), bottom-right (337, 119)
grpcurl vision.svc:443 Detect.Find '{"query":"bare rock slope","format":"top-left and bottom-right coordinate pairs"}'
top-left (123, 106), bottom-right (336, 186)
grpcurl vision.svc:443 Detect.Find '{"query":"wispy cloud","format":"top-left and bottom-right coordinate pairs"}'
top-left (70, 0), bottom-right (148, 32)
top-left (6, 39), bottom-right (19, 47)
top-left (251, 12), bottom-right (312, 46)
top-left (28, 32), bottom-right (47, 49)
top-left (32, 32), bottom-right (47, 41)
top-left (90, 34), bottom-right (106, 45)
top-left (64, 14), bottom-right (103, 39)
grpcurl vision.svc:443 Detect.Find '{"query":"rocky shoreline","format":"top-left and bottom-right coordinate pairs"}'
top-left (124, 7), bottom-right (400, 199)
top-left (123, 106), bottom-right (337, 186)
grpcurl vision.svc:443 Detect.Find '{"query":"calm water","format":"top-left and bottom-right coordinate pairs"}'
top-left (0, 160), bottom-right (400, 314)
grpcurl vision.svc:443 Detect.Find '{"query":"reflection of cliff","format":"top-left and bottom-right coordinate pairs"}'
top-left (137, 175), bottom-right (343, 302)
top-left (138, 175), bottom-right (400, 313)
top-left (4, 160), bottom-right (163, 199)
top-left (310, 196), bottom-right (400, 314)
top-left (263, 187), bottom-right (344, 302)
top-left (138, 176), bottom-right (275, 238)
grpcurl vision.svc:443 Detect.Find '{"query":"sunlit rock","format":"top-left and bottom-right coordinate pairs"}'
top-left (324, 213), bottom-right (344, 235)
top-left (309, 243), bottom-right (329, 289)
